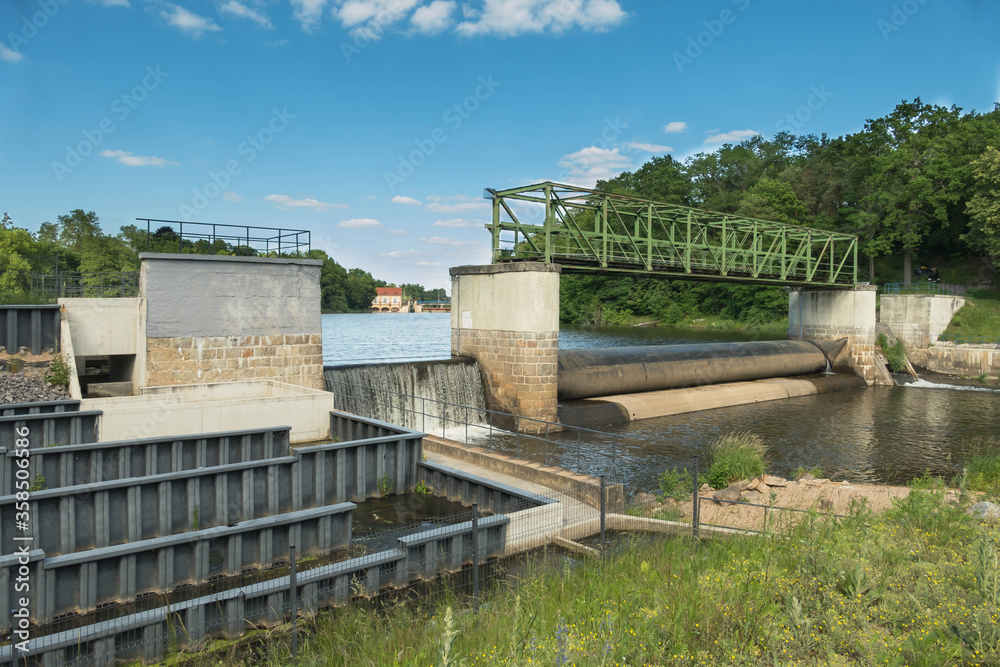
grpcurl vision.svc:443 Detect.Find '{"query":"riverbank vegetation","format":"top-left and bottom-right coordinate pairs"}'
top-left (560, 99), bottom-right (999, 329)
top-left (187, 483), bottom-right (1000, 667)
top-left (941, 289), bottom-right (1000, 340)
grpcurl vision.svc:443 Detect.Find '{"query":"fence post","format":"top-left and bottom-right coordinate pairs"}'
top-left (472, 503), bottom-right (480, 609)
top-left (692, 455), bottom-right (700, 541)
top-left (465, 405), bottom-right (469, 444)
top-left (544, 422), bottom-right (549, 466)
top-left (577, 429), bottom-right (581, 472)
top-left (289, 543), bottom-right (298, 661)
top-left (599, 475), bottom-right (606, 558)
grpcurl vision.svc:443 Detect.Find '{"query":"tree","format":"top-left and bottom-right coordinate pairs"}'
top-left (0, 216), bottom-right (35, 299)
top-left (965, 145), bottom-right (1000, 264)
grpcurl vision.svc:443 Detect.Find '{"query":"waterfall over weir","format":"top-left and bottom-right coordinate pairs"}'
top-left (324, 358), bottom-right (488, 433)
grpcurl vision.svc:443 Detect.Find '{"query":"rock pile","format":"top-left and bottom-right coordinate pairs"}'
top-left (0, 372), bottom-right (68, 404)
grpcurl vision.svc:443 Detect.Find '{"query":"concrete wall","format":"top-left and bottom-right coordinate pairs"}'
top-left (908, 343), bottom-right (1000, 376)
top-left (85, 380), bottom-right (335, 443)
top-left (59, 298), bottom-right (140, 356)
top-left (140, 253), bottom-right (324, 390)
top-left (880, 294), bottom-right (965, 348)
top-left (450, 263), bottom-right (561, 430)
top-left (788, 285), bottom-right (879, 384)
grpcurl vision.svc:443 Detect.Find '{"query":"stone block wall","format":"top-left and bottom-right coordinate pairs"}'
top-left (792, 324), bottom-right (878, 385)
top-left (907, 343), bottom-right (1000, 376)
top-left (145, 333), bottom-right (324, 390)
top-left (880, 294), bottom-right (965, 348)
top-left (140, 253), bottom-right (324, 391)
top-left (451, 328), bottom-right (558, 427)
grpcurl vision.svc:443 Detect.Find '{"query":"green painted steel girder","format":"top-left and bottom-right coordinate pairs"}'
top-left (486, 182), bottom-right (859, 288)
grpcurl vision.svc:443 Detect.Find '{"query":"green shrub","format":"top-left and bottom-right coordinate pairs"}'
top-left (875, 332), bottom-right (888, 349)
top-left (46, 353), bottom-right (70, 386)
top-left (706, 431), bottom-right (767, 489)
top-left (885, 340), bottom-right (908, 373)
top-left (961, 437), bottom-right (1000, 493)
top-left (657, 467), bottom-right (693, 502)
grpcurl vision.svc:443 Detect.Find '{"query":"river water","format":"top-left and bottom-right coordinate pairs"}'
top-left (322, 313), bottom-right (1000, 490)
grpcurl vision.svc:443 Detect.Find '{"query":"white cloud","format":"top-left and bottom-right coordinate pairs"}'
top-left (291, 0), bottom-right (328, 30)
top-left (95, 0), bottom-right (131, 7)
top-left (264, 39), bottom-right (289, 46)
top-left (704, 129), bottom-right (760, 145)
top-left (456, 0), bottom-right (625, 37)
top-left (0, 43), bottom-right (23, 63)
top-left (386, 229), bottom-right (407, 235)
top-left (419, 236), bottom-right (482, 247)
top-left (218, 0), bottom-right (273, 28)
top-left (335, 0), bottom-right (420, 29)
top-left (624, 141), bottom-right (673, 154)
top-left (417, 261), bottom-right (445, 267)
top-left (558, 146), bottom-right (632, 187)
top-left (223, 191), bottom-right (243, 202)
top-left (101, 150), bottom-right (179, 167)
top-left (391, 195), bottom-right (422, 205)
top-left (161, 3), bottom-right (223, 36)
top-left (663, 121), bottom-right (688, 134)
top-left (411, 0), bottom-right (456, 34)
top-left (265, 194), bottom-right (347, 211)
top-left (338, 217), bottom-right (383, 228)
top-left (433, 218), bottom-right (483, 228)
top-left (379, 249), bottom-right (423, 257)
top-left (366, 195), bottom-right (377, 200)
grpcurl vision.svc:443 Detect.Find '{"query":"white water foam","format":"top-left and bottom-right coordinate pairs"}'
top-left (907, 379), bottom-right (1000, 393)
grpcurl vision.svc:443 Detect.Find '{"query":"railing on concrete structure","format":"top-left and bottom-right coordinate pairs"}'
top-left (3, 425), bottom-right (291, 494)
top-left (882, 282), bottom-right (966, 296)
top-left (0, 410), bottom-right (101, 450)
top-left (0, 304), bottom-right (61, 354)
top-left (30, 271), bottom-right (140, 298)
top-left (0, 399), bottom-right (80, 417)
top-left (326, 377), bottom-right (626, 479)
top-left (136, 218), bottom-right (311, 257)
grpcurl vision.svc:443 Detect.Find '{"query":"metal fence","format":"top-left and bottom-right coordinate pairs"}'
top-left (30, 272), bottom-right (139, 298)
top-left (136, 218), bottom-right (311, 257)
top-left (936, 333), bottom-right (1000, 347)
top-left (882, 282), bottom-right (966, 296)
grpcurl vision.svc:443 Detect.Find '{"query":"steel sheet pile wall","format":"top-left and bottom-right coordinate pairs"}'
top-left (0, 410), bottom-right (553, 666)
top-left (0, 399), bottom-right (80, 417)
top-left (0, 410), bottom-right (100, 450)
top-left (0, 305), bottom-right (61, 355)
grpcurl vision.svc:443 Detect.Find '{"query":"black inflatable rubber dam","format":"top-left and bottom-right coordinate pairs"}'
top-left (557, 339), bottom-right (848, 401)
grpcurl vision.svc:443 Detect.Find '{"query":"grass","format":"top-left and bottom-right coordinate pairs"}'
top-left (962, 437), bottom-right (1000, 496)
top-left (182, 490), bottom-right (1000, 667)
top-left (706, 431), bottom-right (767, 489)
top-left (790, 465), bottom-right (824, 480)
top-left (876, 334), bottom-right (909, 373)
top-left (942, 288), bottom-right (1000, 340)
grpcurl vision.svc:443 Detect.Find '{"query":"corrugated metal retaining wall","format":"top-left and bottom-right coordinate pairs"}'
top-left (0, 305), bottom-right (61, 355)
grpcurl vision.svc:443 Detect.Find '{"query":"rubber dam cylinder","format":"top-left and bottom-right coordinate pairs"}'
top-left (557, 339), bottom-right (847, 401)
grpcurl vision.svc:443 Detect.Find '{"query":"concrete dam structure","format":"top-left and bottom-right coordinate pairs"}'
top-left (557, 339), bottom-right (865, 427)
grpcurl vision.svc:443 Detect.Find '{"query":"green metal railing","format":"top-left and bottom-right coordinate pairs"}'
top-left (882, 283), bottom-right (966, 297)
top-left (487, 182), bottom-right (859, 287)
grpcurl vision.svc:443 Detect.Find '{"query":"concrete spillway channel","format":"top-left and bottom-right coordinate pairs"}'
top-left (558, 339), bottom-right (865, 427)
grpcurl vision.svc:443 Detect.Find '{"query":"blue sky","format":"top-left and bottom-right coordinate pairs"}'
top-left (2, 0), bottom-right (999, 290)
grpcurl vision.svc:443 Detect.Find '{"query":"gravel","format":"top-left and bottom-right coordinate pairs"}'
top-left (0, 372), bottom-right (68, 404)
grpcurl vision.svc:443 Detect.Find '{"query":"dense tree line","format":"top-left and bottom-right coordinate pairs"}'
top-left (560, 98), bottom-right (1000, 326)
top-left (0, 210), bottom-right (438, 312)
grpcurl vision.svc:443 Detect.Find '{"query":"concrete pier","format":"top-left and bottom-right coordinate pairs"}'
top-left (450, 263), bottom-right (560, 431)
top-left (788, 285), bottom-right (879, 385)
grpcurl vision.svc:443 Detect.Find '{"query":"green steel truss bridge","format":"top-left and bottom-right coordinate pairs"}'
top-left (486, 182), bottom-right (859, 287)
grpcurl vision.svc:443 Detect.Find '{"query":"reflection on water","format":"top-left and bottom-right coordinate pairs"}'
top-left (322, 314), bottom-right (1000, 491)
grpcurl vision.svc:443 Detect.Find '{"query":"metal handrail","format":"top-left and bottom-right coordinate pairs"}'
top-left (30, 271), bottom-right (140, 298)
top-left (324, 377), bottom-right (624, 479)
top-left (137, 218), bottom-right (311, 257)
top-left (882, 283), bottom-right (966, 296)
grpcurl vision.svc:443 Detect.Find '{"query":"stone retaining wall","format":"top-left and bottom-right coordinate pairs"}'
top-left (145, 333), bottom-right (324, 389)
top-left (908, 342), bottom-right (1000, 376)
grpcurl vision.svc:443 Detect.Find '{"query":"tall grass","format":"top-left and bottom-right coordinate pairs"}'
top-left (962, 436), bottom-right (1000, 495)
top-left (706, 431), bottom-right (767, 489)
top-left (182, 490), bottom-right (1000, 667)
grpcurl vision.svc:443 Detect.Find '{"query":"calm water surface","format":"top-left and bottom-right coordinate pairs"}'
top-left (322, 313), bottom-right (1000, 488)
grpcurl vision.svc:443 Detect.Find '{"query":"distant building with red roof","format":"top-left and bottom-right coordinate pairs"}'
top-left (371, 287), bottom-right (404, 313)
